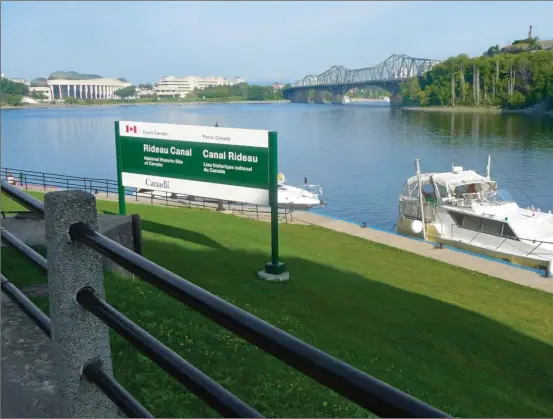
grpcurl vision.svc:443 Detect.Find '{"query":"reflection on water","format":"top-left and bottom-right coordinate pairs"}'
top-left (399, 110), bottom-right (553, 150)
top-left (1, 104), bottom-right (552, 228)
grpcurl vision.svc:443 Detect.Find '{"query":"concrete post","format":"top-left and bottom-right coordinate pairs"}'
top-left (45, 190), bottom-right (119, 418)
top-left (59, 84), bottom-right (63, 99)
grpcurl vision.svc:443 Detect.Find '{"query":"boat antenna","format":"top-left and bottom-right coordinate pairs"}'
top-left (486, 154), bottom-right (491, 179)
top-left (215, 122), bottom-right (219, 127)
top-left (304, 176), bottom-right (307, 185)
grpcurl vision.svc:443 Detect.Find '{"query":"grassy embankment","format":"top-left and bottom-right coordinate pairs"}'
top-left (2, 191), bottom-right (552, 418)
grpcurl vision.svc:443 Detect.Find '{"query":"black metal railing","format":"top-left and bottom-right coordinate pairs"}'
top-left (0, 207), bottom-right (153, 418)
top-left (1, 167), bottom-right (294, 222)
top-left (1, 180), bottom-right (449, 418)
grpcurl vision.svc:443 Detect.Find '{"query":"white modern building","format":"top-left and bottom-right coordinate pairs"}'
top-left (153, 76), bottom-right (246, 98)
top-left (154, 76), bottom-right (228, 97)
top-left (45, 77), bottom-right (131, 100)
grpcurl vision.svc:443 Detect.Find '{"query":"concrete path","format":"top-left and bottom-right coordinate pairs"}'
top-left (292, 211), bottom-right (553, 295)
top-left (1, 291), bottom-right (58, 418)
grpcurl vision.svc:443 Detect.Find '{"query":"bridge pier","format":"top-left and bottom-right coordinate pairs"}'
top-left (330, 93), bottom-right (344, 104)
top-left (314, 90), bottom-right (326, 104)
top-left (290, 90), bottom-right (310, 104)
top-left (389, 95), bottom-right (404, 107)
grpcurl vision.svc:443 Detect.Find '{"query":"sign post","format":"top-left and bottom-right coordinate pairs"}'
top-left (114, 121), bottom-right (288, 280)
top-left (114, 122), bottom-right (126, 215)
top-left (264, 132), bottom-right (286, 276)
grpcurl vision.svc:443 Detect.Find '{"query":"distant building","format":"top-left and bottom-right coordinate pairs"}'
top-left (230, 77), bottom-right (245, 85)
top-left (29, 71), bottom-right (131, 100)
top-left (136, 88), bottom-right (156, 97)
top-left (154, 76), bottom-right (229, 98)
top-left (272, 82), bottom-right (286, 90)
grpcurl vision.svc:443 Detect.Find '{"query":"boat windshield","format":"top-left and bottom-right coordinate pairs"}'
top-left (451, 188), bottom-right (515, 207)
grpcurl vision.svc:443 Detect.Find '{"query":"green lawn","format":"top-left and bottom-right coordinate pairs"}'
top-left (2, 191), bottom-right (553, 418)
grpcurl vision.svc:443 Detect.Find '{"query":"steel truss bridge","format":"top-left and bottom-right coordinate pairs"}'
top-left (283, 54), bottom-right (442, 104)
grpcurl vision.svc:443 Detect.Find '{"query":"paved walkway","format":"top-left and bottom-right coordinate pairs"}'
top-left (292, 211), bottom-right (553, 294)
top-left (1, 289), bottom-right (58, 418)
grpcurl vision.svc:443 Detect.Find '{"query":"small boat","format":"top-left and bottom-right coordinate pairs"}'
top-left (276, 173), bottom-right (324, 210)
top-left (134, 173), bottom-right (325, 211)
top-left (342, 95), bottom-right (351, 104)
top-left (396, 156), bottom-right (553, 275)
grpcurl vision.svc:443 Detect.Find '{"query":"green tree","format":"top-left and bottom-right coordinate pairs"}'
top-left (115, 86), bottom-right (137, 101)
top-left (0, 78), bottom-right (30, 96)
top-left (484, 44), bottom-right (500, 57)
top-left (30, 90), bottom-right (48, 100)
top-left (6, 94), bottom-right (23, 106)
top-left (64, 97), bottom-right (78, 104)
top-left (399, 49), bottom-right (553, 110)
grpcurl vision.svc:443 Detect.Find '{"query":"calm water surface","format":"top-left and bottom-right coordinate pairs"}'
top-left (2, 103), bottom-right (552, 228)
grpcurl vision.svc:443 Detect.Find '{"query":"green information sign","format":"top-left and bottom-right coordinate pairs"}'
top-left (115, 121), bottom-right (286, 276)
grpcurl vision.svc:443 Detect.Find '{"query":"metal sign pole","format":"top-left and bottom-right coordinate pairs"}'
top-left (114, 122), bottom-right (126, 215)
top-left (261, 132), bottom-right (287, 280)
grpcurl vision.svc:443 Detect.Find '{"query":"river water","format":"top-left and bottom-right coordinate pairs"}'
top-left (2, 103), bottom-right (552, 228)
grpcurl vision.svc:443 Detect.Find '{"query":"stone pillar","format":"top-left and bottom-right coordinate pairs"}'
top-left (79, 85), bottom-right (83, 99)
top-left (59, 85), bottom-right (63, 99)
top-left (50, 85), bottom-right (54, 100)
top-left (314, 90), bottom-right (326, 104)
top-left (330, 93), bottom-right (344, 104)
top-left (389, 95), bottom-right (403, 107)
top-left (44, 191), bottom-right (119, 418)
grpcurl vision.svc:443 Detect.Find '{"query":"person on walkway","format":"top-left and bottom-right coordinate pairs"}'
top-left (6, 172), bottom-right (17, 185)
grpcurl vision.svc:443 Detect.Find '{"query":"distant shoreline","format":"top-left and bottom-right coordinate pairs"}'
top-left (0, 99), bottom-right (290, 111)
top-left (402, 106), bottom-right (553, 117)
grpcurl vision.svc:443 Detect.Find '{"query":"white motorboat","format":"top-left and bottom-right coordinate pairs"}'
top-left (276, 173), bottom-right (324, 210)
top-left (134, 173), bottom-right (325, 211)
top-left (396, 156), bottom-right (553, 275)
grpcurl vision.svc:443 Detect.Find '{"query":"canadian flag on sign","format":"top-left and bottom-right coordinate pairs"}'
top-left (126, 125), bottom-right (137, 133)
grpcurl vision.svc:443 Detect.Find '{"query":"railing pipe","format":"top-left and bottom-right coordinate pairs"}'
top-left (1, 181), bottom-right (45, 215)
top-left (69, 222), bottom-right (448, 418)
top-left (1, 274), bottom-right (51, 338)
top-left (76, 287), bottom-right (263, 418)
top-left (82, 362), bottom-right (155, 418)
top-left (1, 229), bottom-right (48, 274)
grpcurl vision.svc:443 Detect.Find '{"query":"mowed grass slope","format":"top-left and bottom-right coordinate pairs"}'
top-left (2, 192), bottom-right (553, 418)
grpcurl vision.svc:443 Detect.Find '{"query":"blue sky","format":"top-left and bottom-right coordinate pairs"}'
top-left (2, 1), bottom-right (552, 85)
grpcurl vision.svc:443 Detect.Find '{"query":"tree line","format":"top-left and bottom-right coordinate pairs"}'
top-left (188, 83), bottom-right (285, 101)
top-left (400, 49), bottom-right (553, 110)
top-left (0, 77), bottom-right (30, 106)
